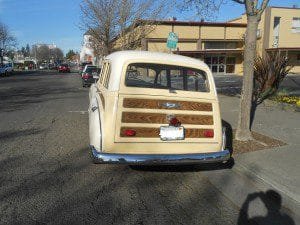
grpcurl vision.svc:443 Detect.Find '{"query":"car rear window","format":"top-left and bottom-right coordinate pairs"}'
top-left (85, 67), bottom-right (97, 73)
top-left (125, 63), bottom-right (209, 92)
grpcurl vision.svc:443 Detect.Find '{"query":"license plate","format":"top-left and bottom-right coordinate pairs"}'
top-left (159, 126), bottom-right (185, 141)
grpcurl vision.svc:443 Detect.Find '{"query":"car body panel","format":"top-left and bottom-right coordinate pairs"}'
top-left (89, 51), bottom-right (227, 163)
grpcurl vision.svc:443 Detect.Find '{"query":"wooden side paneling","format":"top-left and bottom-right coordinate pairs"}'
top-left (123, 98), bottom-right (212, 111)
top-left (120, 127), bottom-right (214, 138)
top-left (122, 112), bottom-right (213, 125)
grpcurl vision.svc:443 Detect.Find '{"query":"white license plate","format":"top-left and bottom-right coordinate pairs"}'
top-left (159, 126), bottom-right (185, 141)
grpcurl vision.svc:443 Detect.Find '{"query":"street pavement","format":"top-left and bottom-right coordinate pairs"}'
top-left (0, 71), bottom-right (298, 225)
top-left (214, 74), bottom-right (300, 96)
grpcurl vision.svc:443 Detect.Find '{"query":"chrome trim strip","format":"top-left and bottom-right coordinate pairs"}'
top-left (90, 146), bottom-right (230, 165)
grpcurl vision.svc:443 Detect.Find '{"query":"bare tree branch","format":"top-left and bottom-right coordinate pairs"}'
top-left (80, 0), bottom-right (166, 58)
top-left (258, 0), bottom-right (270, 17)
top-left (231, 0), bottom-right (245, 4)
top-left (0, 21), bottom-right (17, 51)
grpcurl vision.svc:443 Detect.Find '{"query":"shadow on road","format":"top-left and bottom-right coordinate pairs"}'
top-left (238, 190), bottom-right (295, 225)
top-left (0, 128), bottom-right (45, 141)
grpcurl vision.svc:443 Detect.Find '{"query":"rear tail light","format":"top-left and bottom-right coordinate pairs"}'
top-left (169, 117), bottom-right (181, 127)
top-left (204, 130), bottom-right (214, 138)
top-left (82, 73), bottom-right (89, 79)
top-left (123, 129), bottom-right (136, 137)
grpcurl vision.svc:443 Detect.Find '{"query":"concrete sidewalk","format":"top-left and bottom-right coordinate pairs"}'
top-left (219, 95), bottom-right (300, 219)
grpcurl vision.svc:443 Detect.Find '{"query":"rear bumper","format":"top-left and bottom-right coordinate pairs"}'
top-left (90, 146), bottom-right (231, 165)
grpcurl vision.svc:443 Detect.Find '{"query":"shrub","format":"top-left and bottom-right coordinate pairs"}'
top-left (253, 53), bottom-right (293, 105)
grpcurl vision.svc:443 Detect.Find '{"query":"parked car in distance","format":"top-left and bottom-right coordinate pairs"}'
top-left (82, 66), bottom-right (100, 87)
top-left (88, 51), bottom-right (230, 165)
top-left (79, 61), bottom-right (92, 74)
top-left (49, 63), bottom-right (58, 70)
top-left (0, 63), bottom-right (13, 76)
top-left (58, 64), bottom-right (71, 73)
top-left (39, 63), bottom-right (48, 70)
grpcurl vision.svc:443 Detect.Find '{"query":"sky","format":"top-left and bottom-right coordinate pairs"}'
top-left (0, 0), bottom-right (299, 54)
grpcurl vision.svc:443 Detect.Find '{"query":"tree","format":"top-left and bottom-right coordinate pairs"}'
top-left (0, 21), bottom-right (17, 52)
top-left (25, 44), bottom-right (30, 57)
top-left (50, 47), bottom-right (64, 60)
top-left (232, 0), bottom-right (269, 141)
top-left (66, 49), bottom-right (76, 60)
top-left (36, 45), bottom-right (50, 62)
top-left (181, 0), bottom-right (269, 141)
top-left (34, 45), bottom-right (64, 63)
top-left (80, 0), bottom-right (165, 57)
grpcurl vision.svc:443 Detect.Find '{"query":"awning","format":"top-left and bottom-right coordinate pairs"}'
top-left (174, 49), bottom-right (244, 56)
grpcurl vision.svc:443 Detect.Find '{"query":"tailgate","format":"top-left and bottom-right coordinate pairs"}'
top-left (114, 94), bottom-right (222, 143)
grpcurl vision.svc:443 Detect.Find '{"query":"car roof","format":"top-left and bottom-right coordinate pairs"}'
top-left (104, 50), bottom-right (211, 91)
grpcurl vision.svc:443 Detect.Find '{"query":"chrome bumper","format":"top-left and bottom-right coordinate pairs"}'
top-left (90, 146), bottom-right (231, 165)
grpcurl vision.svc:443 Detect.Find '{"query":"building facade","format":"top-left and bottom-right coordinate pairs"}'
top-left (80, 33), bottom-right (95, 63)
top-left (122, 6), bottom-right (300, 75)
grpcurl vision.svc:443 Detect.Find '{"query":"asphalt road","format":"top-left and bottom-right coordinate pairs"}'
top-left (0, 71), bottom-right (296, 225)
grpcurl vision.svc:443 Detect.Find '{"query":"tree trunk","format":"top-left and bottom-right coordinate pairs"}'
top-left (236, 15), bottom-right (259, 141)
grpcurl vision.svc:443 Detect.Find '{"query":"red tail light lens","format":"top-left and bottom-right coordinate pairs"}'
top-left (123, 129), bottom-right (136, 137)
top-left (204, 130), bottom-right (214, 138)
top-left (169, 117), bottom-right (181, 126)
top-left (82, 73), bottom-right (89, 79)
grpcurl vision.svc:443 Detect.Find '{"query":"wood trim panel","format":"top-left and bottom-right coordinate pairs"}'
top-left (120, 127), bottom-right (214, 138)
top-left (123, 98), bottom-right (212, 111)
top-left (122, 112), bottom-right (213, 125)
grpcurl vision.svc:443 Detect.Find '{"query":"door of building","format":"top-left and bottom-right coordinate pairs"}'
top-left (204, 56), bottom-right (235, 74)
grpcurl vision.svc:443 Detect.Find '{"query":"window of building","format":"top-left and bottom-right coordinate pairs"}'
top-left (292, 17), bottom-right (300, 33)
top-left (204, 56), bottom-right (236, 74)
top-left (273, 17), bottom-right (281, 47)
top-left (204, 42), bottom-right (237, 50)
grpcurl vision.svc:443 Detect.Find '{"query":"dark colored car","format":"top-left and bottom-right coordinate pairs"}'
top-left (49, 64), bottom-right (58, 70)
top-left (82, 66), bottom-right (100, 87)
top-left (79, 61), bottom-right (92, 75)
top-left (58, 64), bottom-right (71, 73)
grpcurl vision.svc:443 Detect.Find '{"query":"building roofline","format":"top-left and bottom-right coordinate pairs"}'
top-left (269, 6), bottom-right (300, 10)
top-left (227, 17), bottom-right (243, 23)
top-left (175, 49), bottom-right (244, 54)
top-left (147, 20), bottom-right (247, 27)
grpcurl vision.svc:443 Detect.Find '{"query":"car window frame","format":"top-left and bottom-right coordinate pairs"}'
top-left (99, 61), bottom-right (111, 89)
top-left (118, 59), bottom-right (217, 99)
top-left (124, 62), bottom-right (210, 93)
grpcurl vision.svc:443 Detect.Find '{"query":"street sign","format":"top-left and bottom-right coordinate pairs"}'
top-left (167, 32), bottom-right (178, 50)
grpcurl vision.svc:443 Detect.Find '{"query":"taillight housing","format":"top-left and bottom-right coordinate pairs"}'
top-left (82, 73), bottom-right (89, 79)
top-left (204, 130), bottom-right (214, 138)
top-left (169, 117), bottom-right (181, 127)
top-left (123, 129), bottom-right (136, 137)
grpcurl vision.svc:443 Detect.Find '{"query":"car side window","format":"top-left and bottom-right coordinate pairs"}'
top-left (99, 63), bottom-right (107, 85)
top-left (103, 63), bottom-right (111, 89)
top-left (99, 62), bottom-right (111, 89)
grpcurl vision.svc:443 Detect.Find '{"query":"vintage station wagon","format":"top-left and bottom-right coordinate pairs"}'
top-left (89, 51), bottom-right (230, 165)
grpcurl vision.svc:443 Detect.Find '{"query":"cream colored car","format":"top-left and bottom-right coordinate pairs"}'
top-left (89, 51), bottom-right (230, 165)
